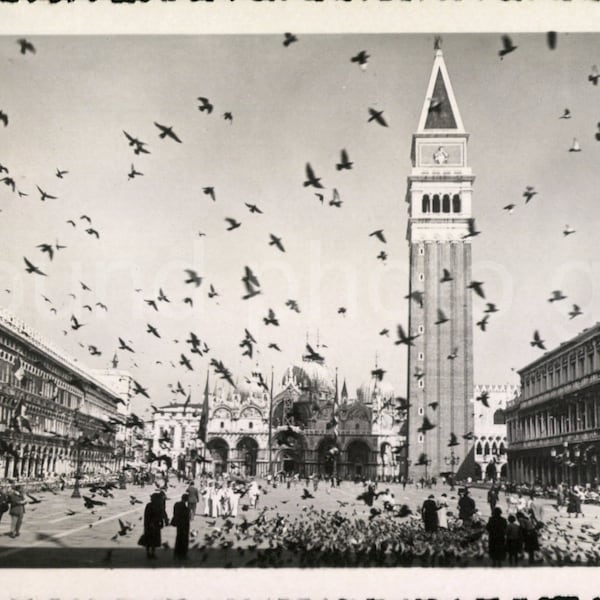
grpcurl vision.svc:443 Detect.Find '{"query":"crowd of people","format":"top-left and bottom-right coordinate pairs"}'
top-left (4, 467), bottom-right (600, 567)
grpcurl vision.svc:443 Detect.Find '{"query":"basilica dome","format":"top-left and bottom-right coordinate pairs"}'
top-left (283, 360), bottom-right (336, 393)
top-left (357, 378), bottom-right (395, 402)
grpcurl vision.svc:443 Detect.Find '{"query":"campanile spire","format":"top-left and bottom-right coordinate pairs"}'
top-left (405, 47), bottom-right (475, 480)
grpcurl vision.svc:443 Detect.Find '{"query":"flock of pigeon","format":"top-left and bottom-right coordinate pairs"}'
top-left (0, 33), bottom-right (596, 440)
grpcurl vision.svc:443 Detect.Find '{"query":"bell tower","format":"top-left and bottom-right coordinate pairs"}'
top-left (406, 45), bottom-right (475, 480)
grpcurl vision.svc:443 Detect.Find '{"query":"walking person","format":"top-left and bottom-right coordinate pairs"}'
top-left (141, 492), bottom-right (166, 559)
top-left (421, 494), bottom-right (439, 533)
top-left (186, 481), bottom-right (199, 521)
top-left (487, 485), bottom-right (499, 514)
top-left (486, 507), bottom-right (507, 567)
top-left (171, 493), bottom-right (191, 560)
top-left (8, 484), bottom-right (26, 538)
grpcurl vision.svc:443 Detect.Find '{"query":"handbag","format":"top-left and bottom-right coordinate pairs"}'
top-left (137, 533), bottom-right (147, 547)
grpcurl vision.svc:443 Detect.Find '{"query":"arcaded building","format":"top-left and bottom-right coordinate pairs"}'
top-left (506, 323), bottom-right (600, 486)
top-left (0, 307), bottom-right (131, 480)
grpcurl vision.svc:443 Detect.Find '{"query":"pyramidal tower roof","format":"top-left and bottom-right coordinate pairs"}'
top-left (416, 48), bottom-right (465, 133)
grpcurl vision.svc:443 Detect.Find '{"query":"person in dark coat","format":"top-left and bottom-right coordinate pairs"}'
top-left (171, 493), bottom-right (191, 560)
top-left (8, 484), bottom-right (27, 538)
top-left (186, 481), bottom-right (199, 521)
top-left (505, 514), bottom-right (522, 566)
top-left (142, 492), bottom-right (166, 559)
top-left (421, 494), bottom-right (439, 533)
top-left (517, 511), bottom-right (539, 564)
top-left (458, 488), bottom-right (476, 527)
top-left (486, 507), bottom-right (507, 567)
top-left (566, 486), bottom-right (583, 518)
top-left (487, 486), bottom-right (499, 513)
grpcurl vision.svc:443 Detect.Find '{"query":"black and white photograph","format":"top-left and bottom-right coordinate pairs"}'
top-left (1, 2), bottom-right (600, 598)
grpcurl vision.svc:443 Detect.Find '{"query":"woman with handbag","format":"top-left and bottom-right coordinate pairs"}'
top-left (140, 493), bottom-right (165, 559)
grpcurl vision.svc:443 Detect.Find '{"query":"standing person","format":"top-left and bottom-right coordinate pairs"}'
top-left (458, 488), bottom-right (476, 527)
top-left (487, 485), bottom-right (499, 514)
top-left (505, 514), bottom-right (522, 566)
top-left (211, 483), bottom-right (222, 518)
top-left (141, 493), bottom-right (165, 559)
top-left (228, 483), bottom-right (240, 518)
top-left (567, 486), bottom-right (583, 518)
top-left (203, 481), bottom-right (214, 517)
top-left (437, 493), bottom-right (449, 529)
top-left (0, 485), bottom-right (9, 525)
top-left (8, 484), bottom-right (26, 538)
top-left (486, 507), bottom-right (507, 567)
top-left (421, 494), bottom-right (439, 533)
top-left (517, 511), bottom-right (539, 565)
top-left (186, 481), bottom-right (199, 521)
top-left (171, 493), bottom-right (191, 560)
top-left (248, 480), bottom-right (260, 509)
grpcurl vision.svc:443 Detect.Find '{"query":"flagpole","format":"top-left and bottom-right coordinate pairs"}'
top-left (202, 369), bottom-right (209, 474)
top-left (333, 367), bottom-right (338, 482)
top-left (268, 366), bottom-right (274, 477)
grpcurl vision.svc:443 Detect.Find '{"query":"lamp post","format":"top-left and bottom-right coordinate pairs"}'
top-left (445, 448), bottom-right (459, 490)
top-left (564, 441), bottom-right (570, 486)
top-left (71, 435), bottom-right (83, 499)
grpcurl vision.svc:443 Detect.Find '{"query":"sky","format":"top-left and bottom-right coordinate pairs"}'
top-left (1, 33), bottom-right (599, 417)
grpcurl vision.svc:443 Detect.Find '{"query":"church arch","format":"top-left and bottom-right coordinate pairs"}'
top-left (475, 441), bottom-right (483, 455)
top-left (317, 436), bottom-right (340, 477)
top-left (346, 440), bottom-right (371, 478)
top-left (207, 437), bottom-right (229, 475)
top-left (236, 436), bottom-right (259, 477)
top-left (484, 442), bottom-right (490, 456)
top-left (432, 194), bottom-right (440, 213)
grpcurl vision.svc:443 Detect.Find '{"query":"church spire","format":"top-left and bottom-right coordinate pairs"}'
top-left (417, 45), bottom-right (465, 133)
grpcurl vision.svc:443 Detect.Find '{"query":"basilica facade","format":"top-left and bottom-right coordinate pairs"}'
top-left (151, 355), bottom-right (406, 481)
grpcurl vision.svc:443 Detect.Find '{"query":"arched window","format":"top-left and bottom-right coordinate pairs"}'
top-left (422, 194), bottom-right (430, 213)
top-left (452, 194), bottom-right (461, 213)
top-left (499, 442), bottom-right (506, 455)
top-left (442, 194), bottom-right (450, 213)
top-left (491, 442), bottom-right (498, 455)
top-left (484, 442), bottom-right (490, 455)
top-left (493, 409), bottom-right (506, 425)
top-left (476, 442), bottom-right (482, 455)
top-left (432, 194), bottom-right (440, 213)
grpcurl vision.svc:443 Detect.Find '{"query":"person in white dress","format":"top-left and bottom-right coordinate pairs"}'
top-left (438, 493), bottom-right (449, 529)
top-left (202, 481), bottom-right (214, 517)
top-left (248, 480), bottom-right (260, 509)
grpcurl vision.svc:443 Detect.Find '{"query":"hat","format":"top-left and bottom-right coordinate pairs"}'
top-left (428, 494), bottom-right (434, 499)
